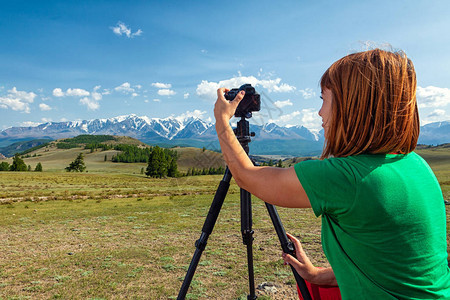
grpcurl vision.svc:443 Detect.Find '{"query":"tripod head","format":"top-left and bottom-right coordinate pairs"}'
top-left (233, 117), bottom-right (255, 154)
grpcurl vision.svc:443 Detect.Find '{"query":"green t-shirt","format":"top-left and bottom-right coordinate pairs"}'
top-left (294, 152), bottom-right (450, 299)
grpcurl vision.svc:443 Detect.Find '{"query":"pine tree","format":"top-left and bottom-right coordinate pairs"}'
top-left (65, 153), bottom-right (86, 172)
top-left (277, 159), bottom-right (283, 168)
top-left (104, 154), bottom-right (107, 161)
top-left (0, 161), bottom-right (10, 171)
top-left (218, 166), bottom-right (225, 174)
top-left (35, 162), bottom-right (43, 172)
top-left (167, 157), bottom-right (178, 177)
top-left (145, 146), bottom-right (168, 178)
top-left (10, 154), bottom-right (27, 171)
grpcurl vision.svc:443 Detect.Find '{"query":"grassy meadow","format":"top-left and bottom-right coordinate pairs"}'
top-left (0, 144), bottom-right (449, 299)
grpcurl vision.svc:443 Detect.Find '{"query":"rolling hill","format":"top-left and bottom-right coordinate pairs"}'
top-left (0, 135), bottom-right (226, 174)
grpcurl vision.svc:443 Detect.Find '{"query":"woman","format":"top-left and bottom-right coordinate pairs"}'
top-left (214, 49), bottom-right (450, 299)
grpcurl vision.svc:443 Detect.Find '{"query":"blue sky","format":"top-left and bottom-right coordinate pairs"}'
top-left (1, 0), bottom-right (450, 133)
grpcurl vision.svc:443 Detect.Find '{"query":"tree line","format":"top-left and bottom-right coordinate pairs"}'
top-left (57, 135), bottom-right (117, 149)
top-left (185, 166), bottom-right (225, 176)
top-left (0, 154), bottom-right (42, 172)
top-left (111, 144), bottom-right (154, 163)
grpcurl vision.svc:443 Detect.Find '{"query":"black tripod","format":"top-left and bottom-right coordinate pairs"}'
top-left (177, 117), bottom-right (312, 300)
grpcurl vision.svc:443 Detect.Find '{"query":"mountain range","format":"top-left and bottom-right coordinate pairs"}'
top-left (0, 114), bottom-right (448, 157)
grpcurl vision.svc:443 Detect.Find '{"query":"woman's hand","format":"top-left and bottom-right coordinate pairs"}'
top-left (283, 233), bottom-right (318, 282)
top-left (214, 88), bottom-right (245, 123)
top-left (283, 233), bottom-right (337, 286)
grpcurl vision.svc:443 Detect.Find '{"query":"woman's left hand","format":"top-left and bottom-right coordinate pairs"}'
top-left (283, 233), bottom-right (338, 286)
top-left (282, 233), bottom-right (318, 282)
top-left (214, 88), bottom-right (245, 122)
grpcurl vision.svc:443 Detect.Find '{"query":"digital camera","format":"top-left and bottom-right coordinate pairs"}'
top-left (225, 84), bottom-right (261, 118)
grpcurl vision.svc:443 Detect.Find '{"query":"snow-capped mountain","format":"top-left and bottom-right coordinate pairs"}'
top-left (0, 114), bottom-right (200, 141)
top-left (0, 114), bottom-right (320, 142)
top-left (418, 121), bottom-right (450, 145)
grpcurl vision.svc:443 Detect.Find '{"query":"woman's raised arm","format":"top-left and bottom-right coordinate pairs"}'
top-left (214, 87), bottom-right (310, 208)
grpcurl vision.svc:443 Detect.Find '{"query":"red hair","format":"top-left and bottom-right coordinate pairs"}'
top-left (320, 49), bottom-right (419, 158)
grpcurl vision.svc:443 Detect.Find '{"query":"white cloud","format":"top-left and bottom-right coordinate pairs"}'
top-left (134, 29), bottom-right (143, 36)
top-left (151, 82), bottom-right (175, 97)
top-left (274, 99), bottom-right (293, 108)
top-left (158, 89), bottom-right (176, 96)
top-left (52, 87), bottom-right (90, 97)
top-left (417, 86), bottom-right (450, 108)
top-left (110, 21), bottom-right (143, 38)
top-left (41, 118), bottom-right (52, 123)
top-left (79, 86), bottom-right (103, 111)
top-left (19, 121), bottom-right (41, 127)
top-left (184, 93), bottom-right (190, 99)
top-left (153, 99), bottom-right (161, 102)
top-left (132, 92), bottom-right (139, 97)
top-left (196, 75), bottom-right (296, 101)
top-left (427, 109), bottom-right (446, 118)
top-left (152, 82), bottom-right (172, 89)
top-left (115, 82), bottom-right (135, 94)
top-left (92, 86), bottom-right (102, 101)
top-left (421, 108), bottom-right (450, 125)
top-left (80, 97), bottom-right (99, 110)
top-left (259, 78), bottom-right (296, 93)
top-left (66, 88), bottom-right (90, 97)
top-left (301, 108), bottom-right (321, 132)
top-left (0, 87), bottom-right (36, 113)
top-left (269, 111), bottom-right (301, 125)
top-left (134, 84), bottom-right (142, 89)
top-left (53, 88), bottom-right (64, 97)
top-left (39, 103), bottom-right (52, 111)
top-left (299, 88), bottom-right (316, 99)
top-left (174, 109), bottom-right (207, 122)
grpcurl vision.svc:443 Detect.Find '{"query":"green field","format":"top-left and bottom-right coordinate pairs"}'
top-left (0, 145), bottom-right (449, 299)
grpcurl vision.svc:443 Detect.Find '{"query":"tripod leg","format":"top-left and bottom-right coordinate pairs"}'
top-left (264, 203), bottom-right (312, 300)
top-left (177, 168), bottom-right (232, 300)
top-left (240, 188), bottom-right (257, 300)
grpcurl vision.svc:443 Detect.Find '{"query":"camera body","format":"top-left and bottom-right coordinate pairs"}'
top-left (225, 84), bottom-right (261, 118)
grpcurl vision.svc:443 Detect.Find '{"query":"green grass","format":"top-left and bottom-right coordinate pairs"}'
top-left (416, 147), bottom-right (450, 200)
